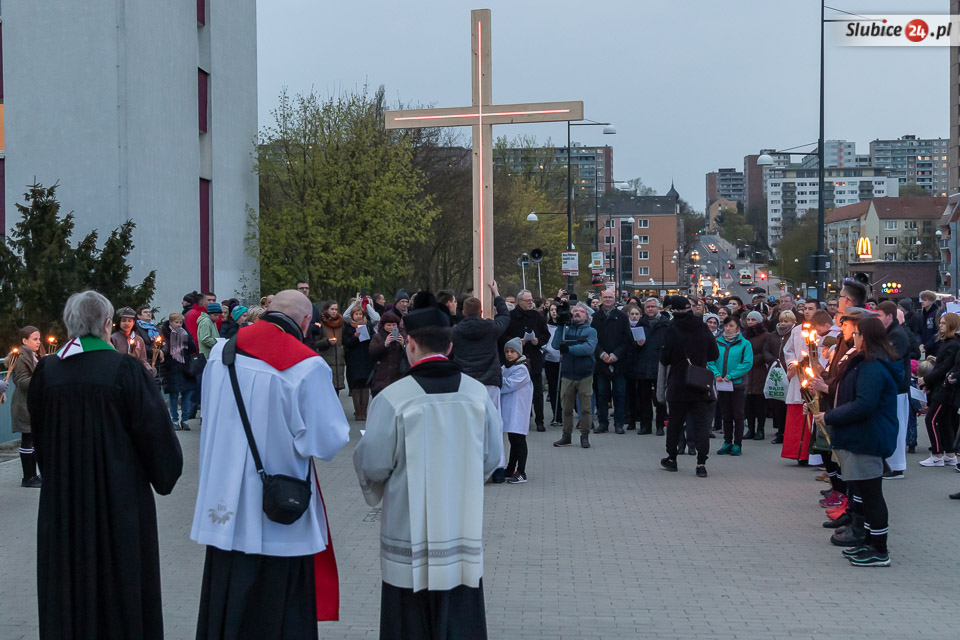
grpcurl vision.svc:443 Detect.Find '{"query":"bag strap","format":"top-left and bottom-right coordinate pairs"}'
top-left (223, 336), bottom-right (266, 479)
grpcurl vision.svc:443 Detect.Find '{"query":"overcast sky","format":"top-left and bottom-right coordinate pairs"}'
top-left (256, 0), bottom-right (948, 210)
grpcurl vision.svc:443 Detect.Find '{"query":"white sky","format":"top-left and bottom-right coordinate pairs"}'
top-left (256, 0), bottom-right (949, 210)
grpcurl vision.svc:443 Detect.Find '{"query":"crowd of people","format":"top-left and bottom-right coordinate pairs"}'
top-left (6, 277), bottom-right (960, 638)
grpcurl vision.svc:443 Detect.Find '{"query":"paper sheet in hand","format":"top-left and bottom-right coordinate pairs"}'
top-left (909, 386), bottom-right (926, 401)
top-left (357, 325), bottom-right (371, 342)
top-left (715, 380), bottom-right (734, 392)
top-left (947, 301), bottom-right (960, 315)
top-left (631, 326), bottom-right (645, 341)
top-left (523, 331), bottom-right (535, 341)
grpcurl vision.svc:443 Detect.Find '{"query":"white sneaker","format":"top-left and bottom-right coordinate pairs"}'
top-left (918, 455), bottom-right (944, 467)
top-left (942, 455), bottom-right (958, 466)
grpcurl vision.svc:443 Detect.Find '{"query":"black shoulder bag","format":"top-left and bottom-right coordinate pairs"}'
top-left (682, 340), bottom-right (716, 395)
top-left (222, 337), bottom-right (312, 525)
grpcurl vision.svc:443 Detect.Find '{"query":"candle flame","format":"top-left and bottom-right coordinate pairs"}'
top-left (800, 351), bottom-right (808, 358)
top-left (129, 338), bottom-right (135, 346)
top-left (801, 330), bottom-right (809, 339)
top-left (801, 380), bottom-right (808, 388)
top-left (155, 336), bottom-right (162, 344)
top-left (12, 347), bottom-right (18, 354)
top-left (46, 336), bottom-right (56, 343)
top-left (805, 367), bottom-right (814, 377)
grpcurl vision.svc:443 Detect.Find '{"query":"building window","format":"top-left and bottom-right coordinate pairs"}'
top-left (604, 219), bottom-right (615, 228)
top-left (884, 252), bottom-right (897, 261)
top-left (883, 236), bottom-right (897, 246)
top-left (604, 235), bottom-right (615, 245)
top-left (636, 218), bottom-right (649, 228)
top-left (605, 267), bottom-right (615, 276)
top-left (635, 235), bottom-right (649, 245)
top-left (904, 220), bottom-right (918, 230)
top-left (883, 220), bottom-right (897, 230)
top-left (605, 251), bottom-right (615, 260)
top-left (638, 267), bottom-right (650, 276)
top-left (199, 178), bottom-right (211, 291)
top-left (198, 69), bottom-right (209, 132)
top-left (637, 251), bottom-right (649, 260)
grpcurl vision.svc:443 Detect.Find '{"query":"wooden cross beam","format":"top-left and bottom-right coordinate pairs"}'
top-left (385, 8), bottom-right (583, 316)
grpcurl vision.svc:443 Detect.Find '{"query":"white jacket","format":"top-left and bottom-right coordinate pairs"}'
top-left (782, 323), bottom-right (808, 404)
top-left (500, 360), bottom-right (533, 435)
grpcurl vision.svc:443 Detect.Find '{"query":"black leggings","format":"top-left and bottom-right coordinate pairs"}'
top-left (506, 433), bottom-right (528, 476)
top-left (824, 457), bottom-right (846, 494)
top-left (851, 477), bottom-right (888, 553)
top-left (926, 399), bottom-right (958, 454)
top-left (19, 432), bottom-right (37, 479)
top-left (745, 394), bottom-right (766, 431)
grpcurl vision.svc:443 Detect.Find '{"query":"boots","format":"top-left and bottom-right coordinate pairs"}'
top-left (830, 513), bottom-right (866, 547)
top-left (358, 388), bottom-right (370, 420)
top-left (350, 389), bottom-right (362, 420)
top-left (754, 427), bottom-right (765, 440)
top-left (553, 434), bottom-right (572, 447)
top-left (744, 426), bottom-right (756, 440)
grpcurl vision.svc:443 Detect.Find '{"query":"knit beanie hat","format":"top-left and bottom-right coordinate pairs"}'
top-left (206, 302), bottom-right (222, 314)
top-left (504, 337), bottom-right (523, 355)
top-left (395, 289), bottom-right (410, 302)
top-left (232, 305), bottom-right (248, 322)
top-left (747, 311), bottom-right (764, 324)
top-left (702, 313), bottom-right (720, 325)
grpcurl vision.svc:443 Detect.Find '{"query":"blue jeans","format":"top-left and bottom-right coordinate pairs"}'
top-left (595, 370), bottom-right (627, 428)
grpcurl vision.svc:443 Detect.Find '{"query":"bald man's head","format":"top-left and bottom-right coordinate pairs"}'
top-left (268, 290), bottom-right (313, 334)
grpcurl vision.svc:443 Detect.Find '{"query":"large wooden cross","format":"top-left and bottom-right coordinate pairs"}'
top-left (385, 8), bottom-right (583, 316)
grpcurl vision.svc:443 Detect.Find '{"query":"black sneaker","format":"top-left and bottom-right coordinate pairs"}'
top-left (181, 421), bottom-right (191, 431)
top-left (655, 427), bottom-right (665, 436)
top-left (491, 468), bottom-right (506, 484)
top-left (536, 423), bottom-right (546, 432)
top-left (21, 476), bottom-right (41, 488)
top-left (660, 457), bottom-right (678, 472)
top-left (696, 465), bottom-right (707, 478)
top-left (847, 546), bottom-right (890, 567)
top-left (841, 545), bottom-right (868, 558)
top-left (882, 470), bottom-right (904, 480)
top-left (172, 421), bottom-right (182, 431)
top-left (593, 426), bottom-right (609, 434)
top-left (771, 436), bottom-right (783, 444)
top-left (580, 433), bottom-right (591, 449)
top-left (614, 424), bottom-right (625, 435)
top-left (506, 473), bottom-right (527, 484)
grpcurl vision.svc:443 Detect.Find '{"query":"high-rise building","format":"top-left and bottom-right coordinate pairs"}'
top-left (1, 1), bottom-right (258, 308)
top-left (801, 140), bottom-right (857, 169)
top-left (766, 167), bottom-right (899, 249)
top-left (869, 135), bottom-right (950, 196)
top-left (705, 167), bottom-right (743, 211)
top-left (742, 154), bottom-right (764, 210)
top-left (494, 144), bottom-right (614, 196)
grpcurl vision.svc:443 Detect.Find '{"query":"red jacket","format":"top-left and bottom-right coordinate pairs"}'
top-left (184, 304), bottom-right (204, 346)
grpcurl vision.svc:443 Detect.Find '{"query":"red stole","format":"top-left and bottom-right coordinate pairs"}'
top-left (314, 471), bottom-right (339, 621)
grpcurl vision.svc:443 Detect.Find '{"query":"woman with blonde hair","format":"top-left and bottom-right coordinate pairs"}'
top-left (917, 312), bottom-right (960, 467)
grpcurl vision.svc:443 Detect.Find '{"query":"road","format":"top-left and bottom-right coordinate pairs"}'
top-left (694, 234), bottom-right (780, 302)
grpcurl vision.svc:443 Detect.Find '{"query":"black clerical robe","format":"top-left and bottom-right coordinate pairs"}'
top-left (29, 337), bottom-right (183, 640)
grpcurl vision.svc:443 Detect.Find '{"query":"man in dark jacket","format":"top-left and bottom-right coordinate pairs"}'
top-left (591, 289), bottom-right (633, 434)
top-left (918, 290), bottom-right (941, 357)
top-left (452, 282), bottom-right (510, 391)
top-left (659, 296), bottom-right (720, 477)
top-left (503, 289), bottom-right (551, 431)
top-left (877, 300), bottom-right (911, 478)
top-left (635, 298), bottom-right (670, 435)
top-left (551, 303), bottom-right (599, 449)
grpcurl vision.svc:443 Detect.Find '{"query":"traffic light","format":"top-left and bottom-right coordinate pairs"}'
top-left (758, 272), bottom-right (766, 280)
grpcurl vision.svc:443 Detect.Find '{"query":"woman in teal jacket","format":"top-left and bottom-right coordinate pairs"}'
top-left (709, 315), bottom-right (754, 455)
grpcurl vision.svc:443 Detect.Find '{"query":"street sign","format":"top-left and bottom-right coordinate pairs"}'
top-left (590, 251), bottom-right (604, 274)
top-left (561, 251), bottom-right (579, 276)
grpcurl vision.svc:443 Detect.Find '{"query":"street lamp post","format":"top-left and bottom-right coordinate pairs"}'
top-left (567, 119), bottom-right (615, 293)
top-left (758, 0), bottom-right (827, 301)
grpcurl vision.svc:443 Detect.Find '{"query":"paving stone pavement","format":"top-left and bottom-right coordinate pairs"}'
top-left (0, 395), bottom-right (958, 640)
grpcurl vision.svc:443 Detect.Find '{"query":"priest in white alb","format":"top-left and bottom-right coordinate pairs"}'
top-left (354, 292), bottom-right (503, 640)
top-left (191, 289), bottom-right (350, 639)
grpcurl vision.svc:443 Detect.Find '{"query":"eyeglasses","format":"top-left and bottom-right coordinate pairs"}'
top-left (297, 286), bottom-right (309, 291)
